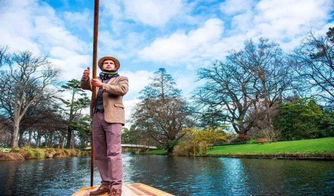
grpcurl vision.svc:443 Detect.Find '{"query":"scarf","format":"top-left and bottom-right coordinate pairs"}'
top-left (99, 69), bottom-right (119, 80)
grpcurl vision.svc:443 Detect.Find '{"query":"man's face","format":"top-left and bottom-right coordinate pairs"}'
top-left (102, 59), bottom-right (116, 70)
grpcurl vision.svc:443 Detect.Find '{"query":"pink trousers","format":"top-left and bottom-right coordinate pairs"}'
top-left (92, 112), bottom-right (123, 188)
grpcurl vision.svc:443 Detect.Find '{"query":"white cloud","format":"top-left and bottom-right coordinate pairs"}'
top-left (63, 9), bottom-right (92, 32)
top-left (123, 0), bottom-right (184, 26)
top-left (174, 71), bottom-right (198, 98)
top-left (138, 18), bottom-right (224, 64)
top-left (102, 0), bottom-right (188, 27)
top-left (124, 98), bottom-right (141, 128)
top-left (120, 70), bottom-right (154, 99)
top-left (49, 49), bottom-right (90, 81)
top-left (138, 0), bottom-right (333, 67)
top-left (0, 0), bottom-right (90, 81)
top-left (253, 0), bottom-right (332, 41)
top-left (220, 0), bottom-right (256, 15)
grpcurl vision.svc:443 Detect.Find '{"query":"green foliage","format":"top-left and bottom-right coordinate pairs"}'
top-left (274, 98), bottom-right (324, 140)
top-left (0, 147), bottom-right (11, 152)
top-left (58, 79), bottom-right (90, 148)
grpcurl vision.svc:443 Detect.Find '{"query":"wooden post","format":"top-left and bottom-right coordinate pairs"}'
top-left (90, 0), bottom-right (100, 187)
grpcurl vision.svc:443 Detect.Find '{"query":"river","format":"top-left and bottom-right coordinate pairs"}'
top-left (1, 153), bottom-right (333, 195)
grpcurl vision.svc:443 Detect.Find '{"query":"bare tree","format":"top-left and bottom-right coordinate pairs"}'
top-left (232, 39), bottom-right (293, 136)
top-left (195, 38), bottom-right (292, 137)
top-left (0, 50), bottom-right (58, 147)
top-left (195, 60), bottom-right (256, 137)
top-left (293, 28), bottom-right (334, 107)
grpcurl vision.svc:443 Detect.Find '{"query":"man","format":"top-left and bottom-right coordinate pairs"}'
top-left (81, 55), bottom-right (129, 196)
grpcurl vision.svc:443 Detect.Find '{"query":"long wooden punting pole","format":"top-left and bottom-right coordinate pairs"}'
top-left (90, 0), bottom-right (100, 187)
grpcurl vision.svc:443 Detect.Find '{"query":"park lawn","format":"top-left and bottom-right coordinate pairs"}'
top-left (208, 137), bottom-right (334, 155)
top-left (145, 149), bottom-right (167, 155)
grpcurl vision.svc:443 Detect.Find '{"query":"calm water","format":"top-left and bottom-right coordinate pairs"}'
top-left (0, 153), bottom-right (333, 195)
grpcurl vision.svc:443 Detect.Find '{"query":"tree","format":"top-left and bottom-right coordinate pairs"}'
top-left (195, 60), bottom-right (255, 137)
top-left (18, 95), bottom-right (66, 147)
top-left (235, 39), bottom-right (292, 139)
top-left (195, 38), bottom-right (292, 137)
top-left (0, 49), bottom-right (58, 147)
top-left (57, 79), bottom-right (90, 148)
top-left (273, 98), bottom-right (324, 140)
top-left (131, 68), bottom-right (194, 154)
top-left (293, 27), bottom-right (334, 107)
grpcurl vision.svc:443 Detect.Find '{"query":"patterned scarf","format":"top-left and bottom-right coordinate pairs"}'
top-left (99, 69), bottom-right (119, 80)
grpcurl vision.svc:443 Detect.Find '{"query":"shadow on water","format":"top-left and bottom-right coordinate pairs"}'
top-left (1, 153), bottom-right (334, 195)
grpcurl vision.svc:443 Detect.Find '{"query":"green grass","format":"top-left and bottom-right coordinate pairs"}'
top-left (145, 149), bottom-right (167, 155)
top-left (208, 137), bottom-right (334, 154)
top-left (146, 137), bottom-right (334, 155)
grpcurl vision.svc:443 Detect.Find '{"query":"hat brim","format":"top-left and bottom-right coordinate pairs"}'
top-left (98, 56), bottom-right (120, 70)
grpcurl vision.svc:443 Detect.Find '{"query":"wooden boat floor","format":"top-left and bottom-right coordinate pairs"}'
top-left (72, 183), bottom-right (175, 196)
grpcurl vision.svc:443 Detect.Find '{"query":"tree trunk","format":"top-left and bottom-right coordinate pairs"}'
top-left (11, 120), bottom-right (20, 148)
top-left (66, 89), bottom-right (76, 149)
top-left (47, 131), bottom-right (54, 147)
top-left (59, 134), bottom-right (65, 148)
top-left (167, 146), bottom-right (174, 155)
top-left (36, 132), bottom-right (41, 147)
top-left (18, 131), bottom-right (25, 147)
top-left (28, 130), bottom-right (32, 146)
top-left (66, 128), bottom-right (74, 148)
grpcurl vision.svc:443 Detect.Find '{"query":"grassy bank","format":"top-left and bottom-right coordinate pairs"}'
top-left (208, 137), bottom-right (334, 154)
top-left (0, 146), bottom-right (89, 161)
top-left (146, 137), bottom-right (334, 159)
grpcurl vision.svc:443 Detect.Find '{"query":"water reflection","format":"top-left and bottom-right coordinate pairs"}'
top-left (0, 153), bottom-right (333, 195)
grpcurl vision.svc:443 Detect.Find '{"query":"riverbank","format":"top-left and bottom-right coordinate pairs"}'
top-left (0, 147), bottom-right (89, 161)
top-left (145, 137), bottom-right (334, 160)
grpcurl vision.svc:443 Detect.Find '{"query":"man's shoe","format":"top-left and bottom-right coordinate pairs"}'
top-left (109, 187), bottom-right (122, 196)
top-left (89, 182), bottom-right (110, 196)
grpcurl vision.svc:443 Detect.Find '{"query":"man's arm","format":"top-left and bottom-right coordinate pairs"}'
top-left (102, 76), bottom-right (129, 96)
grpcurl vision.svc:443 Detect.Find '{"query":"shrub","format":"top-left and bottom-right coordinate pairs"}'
top-left (173, 127), bottom-right (230, 156)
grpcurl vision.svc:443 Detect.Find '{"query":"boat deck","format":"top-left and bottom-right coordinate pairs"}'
top-left (72, 183), bottom-right (174, 196)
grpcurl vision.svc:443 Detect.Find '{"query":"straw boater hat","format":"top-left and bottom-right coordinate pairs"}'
top-left (98, 55), bottom-right (120, 70)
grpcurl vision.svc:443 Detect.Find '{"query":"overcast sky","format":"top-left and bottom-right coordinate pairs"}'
top-left (0, 0), bottom-right (333, 123)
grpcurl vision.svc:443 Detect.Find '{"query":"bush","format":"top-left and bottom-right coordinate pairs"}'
top-left (9, 147), bottom-right (88, 159)
top-left (173, 127), bottom-right (230, 156)
top-left (319, 110), bottom-right (334, 137)
top-left (173, 142), bottom-right (199, 156)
